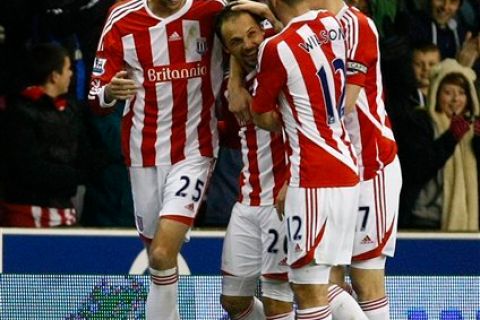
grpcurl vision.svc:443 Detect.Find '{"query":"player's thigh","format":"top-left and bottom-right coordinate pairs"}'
top-left (222, 202), bottom-right (263, 278)
top-left (129, 166), bottom-right (165, 240)
top-left (284, 185), bottom-right (359, 269)
top-left (258, 205), bottom-right (289, 277)
top-left (352, 158), bottom-right (402, 262)
top-left (161, 157), bottom-right (215, 224)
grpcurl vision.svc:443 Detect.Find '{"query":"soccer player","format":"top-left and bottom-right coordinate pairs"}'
top-left (215, 7), bottom-right (294, 320)
top-left (311, 1), bottom-right (403, 319)
top-left (250, 0), bottom-right (360, 319)
top-left (88, 0), bottom-right (224, 319)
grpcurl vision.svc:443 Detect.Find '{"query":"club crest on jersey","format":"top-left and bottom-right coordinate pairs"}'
top-left (196, 37), bottom-right (208, 55)
top-left (92, 57), bottom-right (107, 76)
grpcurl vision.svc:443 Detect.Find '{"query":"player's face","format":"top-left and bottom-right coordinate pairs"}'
top-left (412, 50), bottom-right (441, 88)
top-left (438, 82), bottom-right (468, 118)
top-left (222, 13), bottom-right (265, 70)
top-left (56, 56), bottom-right (73, 95)
top-left (430, 0), bottom-right (461, 26)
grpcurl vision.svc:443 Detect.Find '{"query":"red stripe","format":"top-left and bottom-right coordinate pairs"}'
top-left (41, 207), bottom-right (50, 227)
top-left (162, 215), bottom-right (194, 226)
top-left (134, 30), bottom-right (157, 166)
top-left (307, 189), bottom-right (312, 251)
top-left (381, 171), bottom-right (387, 237)
top-left (327, 285), bottom-right (344, 302)
top-left (374, 175), bottom-right (381, 244)
top-left (245, 126), bottom-right (261, 206)
top-left (292, 218), bottom-right (327, 268)
top-left (267, 312), bottom-right (293, 320)
top-left (297, 306), bottom-right (331, 319)
top-left (312, 189), bottom-right (317, 250)
top-left (352, 217), bottom-right (395, 261)
top-left (270, 132), bottom-right (288, 202)
top-left (168, 22), bottom-right (187, 164)
top-left (151, 274), bottom-right (178, 286)
top-left (59, 208), bottom-right (66, 226)
top-left (121, 103), bottom-right (134, 166)
top-left (262, 272), bottom-right (289, 281)
top-left (360, 297), bottom-right (388, 311)
top-left (197, 16), bottom-right (216, 158)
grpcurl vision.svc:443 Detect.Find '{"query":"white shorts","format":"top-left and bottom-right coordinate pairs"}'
top-left (285, 185), bottom-right (359, 268)
top-left (221, 202), bottom-right (289, 279)
top-left (129, 157), bottom-right (214, 240)
top-left (352, 157), bottom-right (402, 263)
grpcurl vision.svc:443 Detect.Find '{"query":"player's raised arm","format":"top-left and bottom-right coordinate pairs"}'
top-left (251, 40), bottom-right (286, 132)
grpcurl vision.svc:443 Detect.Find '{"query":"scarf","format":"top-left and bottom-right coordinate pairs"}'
top-left (21, 86), bottom-right (67, 111)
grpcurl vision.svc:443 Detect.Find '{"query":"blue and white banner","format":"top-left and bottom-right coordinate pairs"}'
top-left (0, 229), bottom-right (478, 276)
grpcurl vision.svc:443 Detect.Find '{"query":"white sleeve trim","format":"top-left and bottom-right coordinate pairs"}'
top-left (99, 86), bottom-right (117, 108)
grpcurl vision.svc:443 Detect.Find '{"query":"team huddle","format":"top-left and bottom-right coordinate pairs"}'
top-left (88, 0), bottom-right (402, 319)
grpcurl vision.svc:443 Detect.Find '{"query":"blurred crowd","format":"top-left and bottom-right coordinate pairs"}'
top-left (0, 0), bottom-right (478, 231)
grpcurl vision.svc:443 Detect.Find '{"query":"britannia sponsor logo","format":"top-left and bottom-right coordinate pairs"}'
top-left (146, 63), bottom-right (208, 82)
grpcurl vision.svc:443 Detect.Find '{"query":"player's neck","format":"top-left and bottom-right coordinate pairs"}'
top-left (279, 2), bottom-right (312, 25)
top-left (308, 0), bottom-right (344, 15)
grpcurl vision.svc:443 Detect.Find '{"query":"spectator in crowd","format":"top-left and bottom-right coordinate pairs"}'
top-left (0, 43), bottom-right (107, 227)
top-left (411, 42), bottom-right (442, 108)
top-left (396, 58), bottom-right (480, 231)
top-left (407, 0), bottom-right (480, 67)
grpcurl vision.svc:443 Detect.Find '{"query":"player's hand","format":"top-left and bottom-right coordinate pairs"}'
top-left (229, 0), bottom-right (283, 32)
top-left (227, 82), bottom-right (252, 126)
top-left (274, 182), bottom-right (288, 221)
top-left (105, 71), bottom-right (138, 102)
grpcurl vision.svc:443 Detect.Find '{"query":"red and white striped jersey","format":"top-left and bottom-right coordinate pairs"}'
top-left (237, 73), bottom-right (288, 206)
top-left (338, 4), bottom-right (397, 180)
top-left (88, 0), bottom-right (224, 167)
top-left (252, 10), bottom-right (358, 188)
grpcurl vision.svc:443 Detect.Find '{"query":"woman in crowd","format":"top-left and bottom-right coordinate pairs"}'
top-left (397, 59), bottom-right (480, 231)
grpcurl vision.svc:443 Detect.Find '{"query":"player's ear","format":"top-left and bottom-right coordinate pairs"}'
top-left (48, 71), bottom-right (60, 85)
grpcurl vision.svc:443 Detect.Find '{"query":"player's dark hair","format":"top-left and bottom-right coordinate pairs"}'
top-left (214, 5), bottom-right (264, 47)
top-left (26, 43), bottom-right (69, 86)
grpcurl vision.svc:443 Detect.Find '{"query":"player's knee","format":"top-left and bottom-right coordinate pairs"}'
top-left (220, 295), bottom-right (252, 316)
top-left (261, 278), bottom-right (294, 304)
top-left (149, 245), bottom-right (176, 269)
top-left (350, 263), bottom-right (386, 301)
top-left (261, 279), bottom-right (293, 316)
